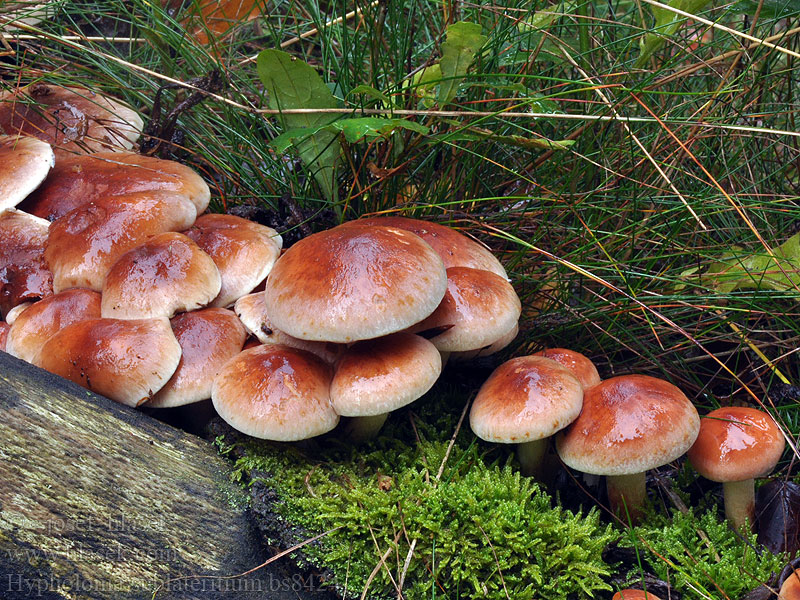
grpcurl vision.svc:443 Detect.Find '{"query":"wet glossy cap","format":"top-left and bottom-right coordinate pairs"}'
top-left (779, 569), bottom-right (800, 600)
top-left (331, 332), bottom-right (442, 417)
top-left (532, 348), bottom-right (601, 389)
top-left (184, 214), bottom-right (282, 308)
top-left (101, 232), bottom-right (221, 320)
top-left (688, 406), bottom-right (784, 483)
top-left (0, 135), bottom-right (54, 211)
top-left (556, 375), bottom-right (700, 476)
top-left (265, 225), bottom-right (447, 342)
top-left (342, 216), bottom-right (508, 279)
top-left (6, 288), bottom-right (101, 363)
top-left (45, 191), bottom-right (197, 292)
top-left (212, 344), bottom-right (339, 441)
top-left (147, 308), bottom-right (247, 408)
top-left (233, 292), bottom-right (343, 363)
top-left (34, 317), bottom-right (181, 407)
top-left (0, 208), bottom-right (52, 317)
top-left (470, 355), bottom-right (584, 443)
top-left (0, 84), bottom-right (143, 154)
top-left (612, 591), bottom-right (662, 600)
top-left (21, 151), bottom-right (210, 220)
top-left (450, 322), bottom-right (518, 362)
top-left (411, 267), bottom-right (521, 352)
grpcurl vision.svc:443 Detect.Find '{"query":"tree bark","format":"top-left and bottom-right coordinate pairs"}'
top-left (0, 351), bottom-right (323, 599)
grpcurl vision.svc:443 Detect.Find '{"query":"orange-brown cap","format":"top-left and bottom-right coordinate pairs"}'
top-left (265, 225), bottom-right (447, 342)
top-left (411, 267), bottom-right (521, 352)
top-left (45, 191), bottom-right (197, 292)
top-left (0, 208), bottom-right (52, 317)
top-left (532, 348), bottom-right (601, 389)
top-left (0, 321), bottom-right (8, 351)
top-left (6, 288), bottom-right (101, 363)
top-left (0, 135), bottom-right (54, 211)
top-left (20, 151), bottom-right (210, 220)
top-left (212, 344), bottom-right (338, 441)
top-left (147, 308), bottom-right (247, 408)
top-left (0, 84), bottom-right (142, 155)
top-left (184, 214), bottom-right (282, 308)
top-left (341, 216), bottom-right (507, 278)
top-left (556, 375), bottom-right (700, 476)
top-left (101, 232), bottom-right (221, 320)
top-left (470, 355), bottom-right (584, 443)
top-left (779, 569), bottom-right (800, 600)
top-left (233, 292), bottom-right (343, 363)
top-left (613, 590), bottom-right (662, 600)
top-left (688, 406), bottom-right (784, 483)
top-left (331, 332), bottom-right (442, 417)
top-left (450, 322), bottom-right (519, 362)
top-left (34, 317), bottom-right (181, 406)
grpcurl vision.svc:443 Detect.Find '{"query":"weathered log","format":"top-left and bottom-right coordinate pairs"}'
top-left (0, 351), bottom-right (328, 599)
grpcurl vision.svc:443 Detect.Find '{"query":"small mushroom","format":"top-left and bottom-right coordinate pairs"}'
top-left (331, 332), bottom-right (442, 442)
top-left (146, 308), bottom-right (247, 408)
top-left (532, 348), bottom-right (601, 389)
top-left (6, 288), bottom-right (101, 363)
top-left (470, 355), bottom-right (584, 477)
top-left (613, 590), bottom-right (662, 600)
top-left (687, 406), bottom-right (785, 531)
top-left (212, 344), bottom-right (339, 441)
top-left (556, 375), bottom-right (700, 522)
top-left (184, 214), bottom-right (282, 308)
top-left (34, 317), bottom-right (182, 407)
top-left (100, 232), bottom-right (221, 320)
top-left (779, 569), bottom-right (800, 599)
top-left (0, 135), bottom-right (54, 211)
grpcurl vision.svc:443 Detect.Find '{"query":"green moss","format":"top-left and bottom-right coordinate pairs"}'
top-left (622, 507), bottom-right (785, 599)
top-left (234, 438), bottom-right (614, 599)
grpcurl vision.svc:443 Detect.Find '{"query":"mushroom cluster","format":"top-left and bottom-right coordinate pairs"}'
top-left (0, 81), bottom-right (521, 446)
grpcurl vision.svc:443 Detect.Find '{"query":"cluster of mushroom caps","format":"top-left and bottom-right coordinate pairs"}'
top-left (469, 347), bottom-right (786, 529)
top-left (0, 83), bottom-right (786, 536)
top-left (0, 82), bottom-right (522, 442)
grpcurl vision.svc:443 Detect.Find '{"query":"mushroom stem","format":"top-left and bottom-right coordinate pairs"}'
top-left (722, 479), bottom-right (755, 531)
top-left (606, 472), bottom-right (647, 523)
top-left (516, 439), bottom-right (548, 478)
top-left (344, 413), bottom-right (389, 443)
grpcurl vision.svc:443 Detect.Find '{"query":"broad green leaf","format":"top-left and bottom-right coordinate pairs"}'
top-left (348, 85), bottom-right (392, 106)
top-left (731, 0), bottom-right (800, 17)
top-left (438, 22), bottom-right (487, 105)
top-left (334, 118), bottom-right (428, 143)
top-left (271, 118), bottom-right (428, 151)
top-left (688, 234), bottom-right (800, 293)
top-left (407, 64), bottom-right (442, 108)
top-left (636, 0), bottom-right (713, 67)
top-left (257, 49), bottom-right (341, 202)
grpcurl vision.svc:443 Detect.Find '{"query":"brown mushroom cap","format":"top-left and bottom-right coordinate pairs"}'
top-left (0, 208), bottom-right (53, 317)
top-left (532, 348), bottom-right (601, 389)
top-left (45, 191), bottom-right (197, 292)
top-left (688, 406), bottom-right (784, 483)
top-left (6, 288), bottom-right (101, 363)
top-left (184, 214), bottom-right (282, 308)
top-left (779, 569), bottom-right (800, 600)
top-left (342, 216), bottom-right (507, 278)
top-left (34, 317), bottom-right (181, 407)
top-left (411, 267), bottom-right (521, 352)
top-left (147, 308), bottom-right (247, 408)
top-left (101, 232), bottom-right (221, 320)
top-left (470, 355), bottom-right (584, 444)
top-left (0, 84), bottom-right (143, 154)
top-left (331, 332), bottom-right (442, 417)
top-left (612, 591), bottom-right (662, 600)
top-left (265, 225), bottom-right (447, 342)
top-left (212, 344), bottom-right (338, 441)
top-left (450, 322), bottom-right (518, 362)
top-left (20, 151), bottom-right (210, 220)
top-left (556, 375), bottom-right (700, 476)
top-left (233, 292), bottom-right (343, 363)
top-left (0, 135), bottom-right (54, 211)
top-left (0, 321), bottom-right (9, 351)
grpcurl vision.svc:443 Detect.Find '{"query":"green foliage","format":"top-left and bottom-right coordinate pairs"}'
top-left (636, 0), bottom-right (714, 66)
top-left (438, 22), bottom-right (488, 106)
top-left (622, 508), bottom-right (785, 598)
top-left (233, 438), bottom-right (615, 599)
top-left (257, 49), bottom-right (341, 204)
